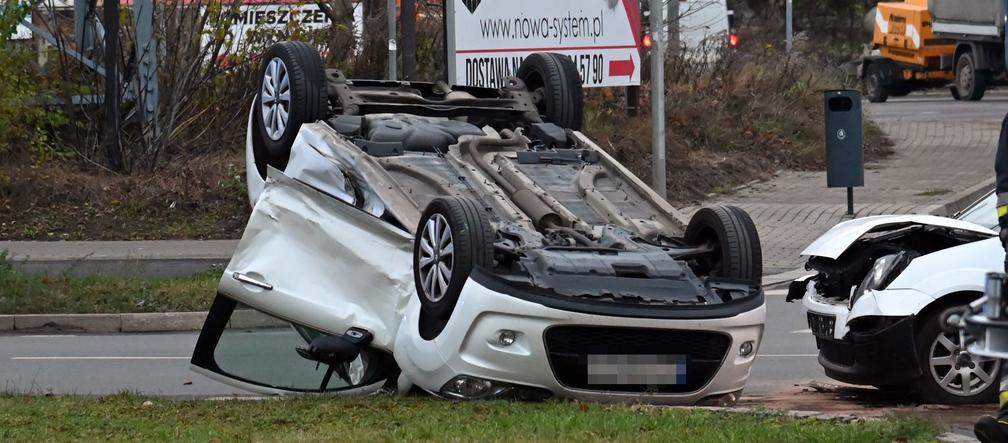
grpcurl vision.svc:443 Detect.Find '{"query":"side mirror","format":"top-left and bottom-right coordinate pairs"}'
top-left (297, 328), bottom-right (373, 366)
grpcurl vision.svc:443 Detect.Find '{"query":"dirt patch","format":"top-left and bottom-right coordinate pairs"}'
top-left (744, 382), bottom-right (991, 429)
top-left (0, 153), bottom-right (248, 240)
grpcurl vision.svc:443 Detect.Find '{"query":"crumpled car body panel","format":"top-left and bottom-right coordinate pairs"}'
top-left (219, 170), bottom-right (414, 351)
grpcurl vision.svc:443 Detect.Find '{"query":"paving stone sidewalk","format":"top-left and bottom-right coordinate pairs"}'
top-left (691, 100), bottom-right (1005, 275)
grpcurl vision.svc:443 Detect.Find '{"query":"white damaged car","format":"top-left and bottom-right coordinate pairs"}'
top-left (189, 41), bottom-right (766, 405)
top-left (788, 191), bottom-right (1002, 403)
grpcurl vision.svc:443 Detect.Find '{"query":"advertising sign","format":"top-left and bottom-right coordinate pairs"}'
top-left (225, 0), bottom-right (363, 52)
top-left (447, 0), bottom-right (641, 88)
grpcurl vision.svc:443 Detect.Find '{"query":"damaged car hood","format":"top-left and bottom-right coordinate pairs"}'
top-left (801, 214), bottom-right (995, 259)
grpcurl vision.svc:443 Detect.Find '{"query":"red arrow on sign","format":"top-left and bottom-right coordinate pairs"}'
top-left (609, 57), bottom-right (636, 77)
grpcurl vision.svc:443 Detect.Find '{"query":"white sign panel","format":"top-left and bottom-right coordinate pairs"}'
top-left (449, 0), bottom-right (641, 88)
top-left (226, 1), bottom-right (362, 52)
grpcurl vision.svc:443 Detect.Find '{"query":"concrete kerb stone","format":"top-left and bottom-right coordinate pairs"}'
top-left (120, 312), bottom-right (207, 332)
top-left (1, 311), bottom-right (291, 333)
top-left (930, 179), bottom-right (993, 217)
top-left (14, 313), bottom-right (121, 333)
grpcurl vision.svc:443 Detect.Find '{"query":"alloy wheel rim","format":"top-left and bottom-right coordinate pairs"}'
top-left (261, 57), bottom-right (291, 141)
top-left (928, 332), bottom-right (999, 397)
top-left (418, 213), bottom-right (454, 303)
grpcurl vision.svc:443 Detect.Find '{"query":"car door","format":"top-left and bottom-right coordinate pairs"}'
top-left (191, 170), bottom-right (416, 394)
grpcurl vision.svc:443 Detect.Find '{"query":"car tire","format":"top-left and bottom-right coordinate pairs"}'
top-left (684, 206), bottom-right (763, 284)
top-left (863, 63), bottom-right (888, 103)
top-left (955, 53), bottom-right (989, 102)
top-left (914, 309), bottom-right (1000, 404)
top-left (254, 41), bottom-right (327, 170)
top-left (413, 197), bottom-right (494, 320)
top-left (516, 53), bottom-right (584, 130)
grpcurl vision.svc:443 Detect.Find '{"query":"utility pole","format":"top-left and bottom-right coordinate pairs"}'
top-left (786, 0), bottom-right (793, 52)
top-left (103, 0), bottom-right (123, 171)
top-left (387, 0), bottom-right (397, 80)
top-left (667, 0), bottom-right (679, 56)
top-left (649, 0), bottom-right (666, 199)
top-left (402, 0), bottom-right (416, 80)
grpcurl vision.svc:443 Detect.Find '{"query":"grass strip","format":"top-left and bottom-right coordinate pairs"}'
top-left (0, 254), bottom-right (216, 314)
top-left (0, 394), bottom-right (938, 442)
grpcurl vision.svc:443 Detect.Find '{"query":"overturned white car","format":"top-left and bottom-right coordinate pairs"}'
top-left (191, 41), bottom-right (766, 405)
top-left (789, 191), bottom-right (1002, 403)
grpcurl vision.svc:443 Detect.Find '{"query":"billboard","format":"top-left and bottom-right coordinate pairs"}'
top-left (447, 0), bottom-right (641, 88)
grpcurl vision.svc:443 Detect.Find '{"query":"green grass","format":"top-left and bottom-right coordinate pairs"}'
top-left (0, 394), bottom-right (938, 442)
top-left (0, 253), bottom-right (216, 314)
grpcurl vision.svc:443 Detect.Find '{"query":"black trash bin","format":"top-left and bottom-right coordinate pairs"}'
top-left (823, 90), bottom-right (864, 213)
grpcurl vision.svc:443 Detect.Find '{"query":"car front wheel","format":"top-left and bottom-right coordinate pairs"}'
top-left (915, 310), bottom-right (1000, 404)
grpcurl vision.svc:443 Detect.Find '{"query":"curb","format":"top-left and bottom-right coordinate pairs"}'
top-left (929, 179), bottom-right (993, 217)
top-left (0, 312), bottom-right (208, 333)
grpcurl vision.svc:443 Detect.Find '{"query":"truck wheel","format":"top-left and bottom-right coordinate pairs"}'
top-left (955, 53), bottom-right (989, 101)
top-left (684, 206), bottom-right (762, 284)
top-left (413, 197), bottom-right (494, 320)
top-left (863, 64), bottom-right (888, 103)
top-left (254, 41), bottom-right (327, 169)
top-left (517, 53), bottom-right (584, 130)
top-left (914, 309), bottom-right (1000, 404)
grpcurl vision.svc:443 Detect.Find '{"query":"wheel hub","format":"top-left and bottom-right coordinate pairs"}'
top-left (418, 213), bottom-right (454, 303)
top-left (261, 57), bottom-right (291, 141)
top-left (929, 332), bottom-right (999, 397)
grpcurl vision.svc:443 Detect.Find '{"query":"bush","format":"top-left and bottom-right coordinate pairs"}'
top-left (0, 2), bottom-right (67, 162)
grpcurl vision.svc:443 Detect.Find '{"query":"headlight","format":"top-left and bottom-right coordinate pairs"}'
top-left (850, 252), bottom-right (911, 308)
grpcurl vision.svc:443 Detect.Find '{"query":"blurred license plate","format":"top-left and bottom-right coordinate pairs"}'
top-left (586, 354), bottom-right (687, 385)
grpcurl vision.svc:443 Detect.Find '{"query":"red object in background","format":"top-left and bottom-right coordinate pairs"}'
top-left (729, 33), bottom-right (740, 47)
top-left (642, 34), bottom-right (653, 49)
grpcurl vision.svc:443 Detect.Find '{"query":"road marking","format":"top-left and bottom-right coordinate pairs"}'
top-left (11, 356), bottom-right (189, 360)
top-left (791, 329), bottom-right (812, 334)
top-left (765, 289), bottom-right (787, 296)
top-left (757, 354), bottom-right (818, 358)
top-left (18, 335), bottom-right (77, 338)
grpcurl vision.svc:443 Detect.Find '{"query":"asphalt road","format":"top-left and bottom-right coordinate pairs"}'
top-left (869, 90), bottom-right (1008, 123)
top-left (0, 290), bottom-right (821, 398)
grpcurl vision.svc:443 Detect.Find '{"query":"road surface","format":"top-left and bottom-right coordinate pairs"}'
top-left (0, 291), bottom-right (820, 398)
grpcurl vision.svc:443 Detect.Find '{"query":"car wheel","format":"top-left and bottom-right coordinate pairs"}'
top-left (254, 41), bottom-right (327, 170)
top-left (684, 206), bottom-right (762, 284)
top-left (413, 197), bottom-right (494, 320)
top-left (915, 310), bottom-right (1000, 404)
top-left (955, 53), bottom-right (989, 101)
top-left (516, 53), bottom-right (584, 130)
top-left (863, 63), bottom-right (888, 103)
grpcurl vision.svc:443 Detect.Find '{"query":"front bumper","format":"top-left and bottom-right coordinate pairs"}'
top-left (394, 272), bottom-right (766, 405)
top-left (802, 288), bottom-right (920, 386)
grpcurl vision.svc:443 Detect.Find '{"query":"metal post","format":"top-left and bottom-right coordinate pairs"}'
top-left (786, 0), bottom-right (793, 52)
top-left (625, 85), bottom-right (639, 116)
top-left (103, 0), bottom-right (123, 171)
top-left (134, 0), bottom-right (159, 140)
top-left (649, 0), bottom-right (666, 199)
top-left (387, 0), bottom-right (397, 80)
top-left (402, 0), bottom-right (416, 80)
top-left (667, 0), bottom-right (679, 56)
top-left (444, 1), bottom-right (456, 84)
top-left (846, 187), bottom-right (854, 215)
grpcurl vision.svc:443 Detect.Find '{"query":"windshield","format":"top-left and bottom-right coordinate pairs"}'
top-left (956, 191), bottom-right (998, 230)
